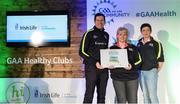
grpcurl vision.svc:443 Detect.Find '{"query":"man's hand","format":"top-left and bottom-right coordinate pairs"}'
top-left (96, 62), bottom-right (104, 69)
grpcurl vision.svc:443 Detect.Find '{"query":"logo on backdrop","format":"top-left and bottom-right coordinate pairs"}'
top-left (6, 57), bottom-right (73, 65)
top-left (92, 0), bottom-right (130, 24)
top-left (15, 23), bottom-right (19, 30)
top-left (14, 23), bottom-right (56, 31)
top-left (6, 82), bottom-right (30, 103)
top-left (33, 88), bottom-right (60, 98)
top-left (14, 24), bottom-right (37, 30)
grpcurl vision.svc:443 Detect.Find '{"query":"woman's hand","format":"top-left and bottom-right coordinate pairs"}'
top-left (125, 63), bottom-right (132, 70)
top-left (157, 62), bottom-right (164, 72)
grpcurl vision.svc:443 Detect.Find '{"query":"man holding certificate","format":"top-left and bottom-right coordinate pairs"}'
top-left (108, 27), bottom-right (142, 104)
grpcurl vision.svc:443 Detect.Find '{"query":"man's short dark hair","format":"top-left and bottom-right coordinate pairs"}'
top-left (140, 23), bottom-right (152, 32)
top-left (94, 13), bottom-right (105, 22)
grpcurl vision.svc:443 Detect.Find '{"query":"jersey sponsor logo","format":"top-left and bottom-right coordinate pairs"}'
top-left (93, 34), bottom-right (98, 39)
top-left (128, 48), bottom-right (133, 51)
top-left (95, 41), bottom-right (107, 45)
top-left (104, 35), bottom-right (108, 40)
top-left (137, 44), bottom-right (141, 47)
top-left (149, 43), bottom-right (154, 47)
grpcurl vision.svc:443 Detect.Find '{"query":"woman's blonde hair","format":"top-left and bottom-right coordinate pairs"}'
top-left (116, 27), bottom-right (128, 35)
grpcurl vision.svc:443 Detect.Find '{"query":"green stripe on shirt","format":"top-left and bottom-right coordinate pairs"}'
top-left (157, 41), bottom-right (161, 59)
top-left (135, 53), bottom-right (142, 65)
top-left (81, 29), bottom-right (94, 57)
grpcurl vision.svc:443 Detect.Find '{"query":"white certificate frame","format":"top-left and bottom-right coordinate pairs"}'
top-left (100, 49), bottom-right (129, 68)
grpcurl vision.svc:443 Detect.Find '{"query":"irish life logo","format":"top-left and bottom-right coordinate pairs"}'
top-left (6, 82), bottom-right (30, 103)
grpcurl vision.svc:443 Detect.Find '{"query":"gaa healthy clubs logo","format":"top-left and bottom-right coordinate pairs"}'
top-left (92, 0), bottom-right (130, 25)
top-left (6, 82), bottom-right (30, 103)
top-left (92, 0), bottom-right (117, 24)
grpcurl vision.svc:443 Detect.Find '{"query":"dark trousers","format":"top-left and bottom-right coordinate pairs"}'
top-left (83, 64), bottom-right (109, 104)
top-left (113, 79), bottom-right (138, 104)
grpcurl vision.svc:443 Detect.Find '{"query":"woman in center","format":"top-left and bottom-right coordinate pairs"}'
top-left (110, 27), bottom-right (141, 103)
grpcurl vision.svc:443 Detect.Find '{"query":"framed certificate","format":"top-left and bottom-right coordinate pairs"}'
top-left (100, 49), bottom-right (129, 68)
